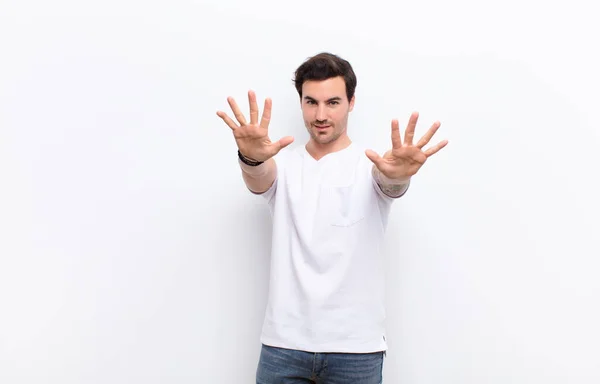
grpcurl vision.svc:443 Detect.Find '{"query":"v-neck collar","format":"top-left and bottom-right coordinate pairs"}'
top-left (303, 142), bottom-right (355, 163)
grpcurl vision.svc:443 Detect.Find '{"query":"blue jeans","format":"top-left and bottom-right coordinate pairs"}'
top-left (256, 344), bottom-right (385, 384)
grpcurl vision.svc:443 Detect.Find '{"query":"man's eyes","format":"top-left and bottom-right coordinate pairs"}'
top-left (306, 100), bottom-right (339, 105)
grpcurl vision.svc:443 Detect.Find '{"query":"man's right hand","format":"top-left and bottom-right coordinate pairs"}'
top-left (217, 90), bottom-right (294, 162)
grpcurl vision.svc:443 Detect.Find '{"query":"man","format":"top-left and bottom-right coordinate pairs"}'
top-left (216, 52), bottom-right (448, 384)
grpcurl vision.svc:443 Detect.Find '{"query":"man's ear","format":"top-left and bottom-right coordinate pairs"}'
top-left (349, 95), bottom-right (355, 111)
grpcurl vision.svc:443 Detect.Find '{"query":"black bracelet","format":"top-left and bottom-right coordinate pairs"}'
top-left (238, 150), bottom-right (264, 166)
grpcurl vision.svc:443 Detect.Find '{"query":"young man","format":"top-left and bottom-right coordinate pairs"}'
top-left (217, 52), bottom-right (448, 384)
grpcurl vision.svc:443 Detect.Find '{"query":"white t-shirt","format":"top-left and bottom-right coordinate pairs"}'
top-left (256, 142), bottom-right (404, 353)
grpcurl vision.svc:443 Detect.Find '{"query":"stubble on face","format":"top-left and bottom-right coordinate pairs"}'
top-left (307, 120), bottom-right (345, 144)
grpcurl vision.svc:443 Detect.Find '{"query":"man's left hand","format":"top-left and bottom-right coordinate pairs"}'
top-left (366, 112), bottom-right (448, 182)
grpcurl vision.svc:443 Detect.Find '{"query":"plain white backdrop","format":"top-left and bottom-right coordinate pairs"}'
top-left (1, 0), bottom-right (599, 382)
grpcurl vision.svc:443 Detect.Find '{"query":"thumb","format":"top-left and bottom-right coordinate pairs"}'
top-left (271, 136), bottom-right (295, 155)
top-left (365, 149), bottom-right (383, 167)
top-left (278, 136), bottom-right (295, 148)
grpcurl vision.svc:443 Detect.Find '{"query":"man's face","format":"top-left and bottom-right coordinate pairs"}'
top-left (300, 76), bottom-right (355, 146)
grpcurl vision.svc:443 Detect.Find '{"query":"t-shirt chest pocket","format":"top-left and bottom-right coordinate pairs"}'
top-left (321, 183), bottom-right (367, 227)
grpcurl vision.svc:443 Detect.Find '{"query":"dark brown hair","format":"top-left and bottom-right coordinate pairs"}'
top-left (293, 52), bottom-right (357, 101)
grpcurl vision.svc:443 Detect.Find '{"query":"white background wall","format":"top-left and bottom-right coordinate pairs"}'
top-left (1, 0), bottom-right (599, 383)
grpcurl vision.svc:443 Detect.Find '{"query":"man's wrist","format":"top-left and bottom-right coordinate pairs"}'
top-left (238, 150), bottom-right (264, 166)
top-left (373, 168), bottom-right (411, 185)
top-left (372, 167), bottom-right (410, 198)
top-left (238, 156), bottom-right (269, 176)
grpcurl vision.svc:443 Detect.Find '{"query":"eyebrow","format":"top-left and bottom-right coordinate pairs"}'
top-left (303, 96), bottom-right (343, 103)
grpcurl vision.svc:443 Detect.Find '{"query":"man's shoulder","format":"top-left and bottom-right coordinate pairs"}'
top-left (273, 144), bottom-right (304, 167)
top-left (344, 143), bottom-right (374, 168)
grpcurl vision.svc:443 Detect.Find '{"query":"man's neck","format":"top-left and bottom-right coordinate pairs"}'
top-left (305, 136), bottom-right (352, 161)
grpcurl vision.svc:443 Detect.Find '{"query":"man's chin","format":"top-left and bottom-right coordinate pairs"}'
top-left (313, 134), bottom-right (337, 145)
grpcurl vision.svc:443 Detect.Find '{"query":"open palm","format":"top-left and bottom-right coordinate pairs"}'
top-left (217, 90), bottom-right (294, 162)
top-left (366, 112), bottom-right (448, 180)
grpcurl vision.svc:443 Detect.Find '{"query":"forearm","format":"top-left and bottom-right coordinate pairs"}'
top-left (372, 165), bottom-right (410, 198)
top-left (239, 157), bottom-right (277, 194)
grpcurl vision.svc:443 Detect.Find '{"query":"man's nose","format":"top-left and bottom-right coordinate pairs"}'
top-left (315, 105), bottom-right (327, 121)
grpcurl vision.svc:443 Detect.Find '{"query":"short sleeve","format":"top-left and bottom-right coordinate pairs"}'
top-left (251, 175), bottom-right (277, 205)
